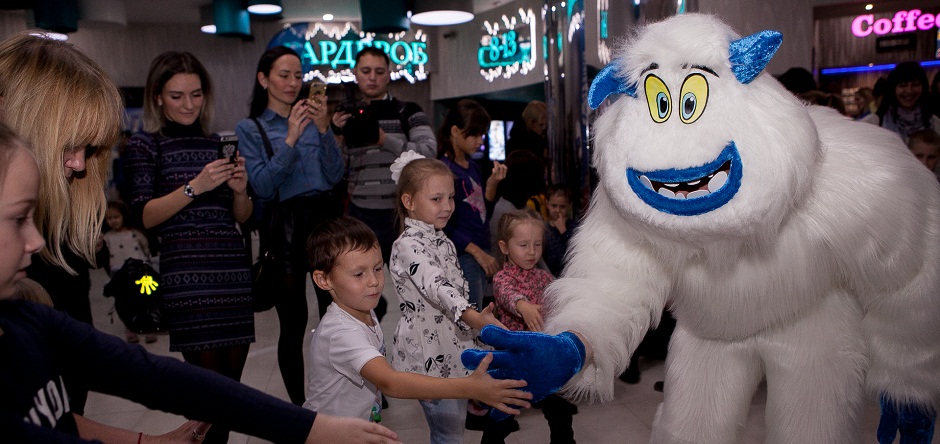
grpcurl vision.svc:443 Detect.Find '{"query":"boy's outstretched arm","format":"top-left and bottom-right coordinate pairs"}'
top-left (360, 353), bottom-right (532, 415)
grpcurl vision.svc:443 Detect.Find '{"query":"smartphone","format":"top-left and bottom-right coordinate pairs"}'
top-left (218, 135), bottom-right (238, 164)
top-left (308, 81), bottom-right (327, 105)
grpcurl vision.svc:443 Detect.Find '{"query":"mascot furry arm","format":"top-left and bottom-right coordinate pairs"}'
top-left (462, 14), bottom-right (940, 443)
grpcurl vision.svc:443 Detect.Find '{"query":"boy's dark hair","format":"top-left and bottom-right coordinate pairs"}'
top-left (307, 216), bottom-right (379, 274)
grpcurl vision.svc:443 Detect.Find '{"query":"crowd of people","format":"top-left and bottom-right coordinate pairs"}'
top-left (9, 25), bottom-right (934, 444)
top-left (780, 63), bottom-right (940, 179)
top-left (0, 31), bottom-right (582, 444)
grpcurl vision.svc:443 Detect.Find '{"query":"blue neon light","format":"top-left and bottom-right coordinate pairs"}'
top-left (821, 60), bottom-right (940, 75)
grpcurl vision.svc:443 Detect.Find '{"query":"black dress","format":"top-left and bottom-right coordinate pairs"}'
top-left (124, 122), bottom-right (254, 352)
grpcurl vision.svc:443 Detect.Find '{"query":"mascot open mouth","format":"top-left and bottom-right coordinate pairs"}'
top-left (626, 141), bottom-right (742, 216)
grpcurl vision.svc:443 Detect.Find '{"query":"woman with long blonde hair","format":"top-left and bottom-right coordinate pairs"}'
top-left (0, 32), bottom-right (122, 328)
top-left (0, 31), bottom-right (121, 416)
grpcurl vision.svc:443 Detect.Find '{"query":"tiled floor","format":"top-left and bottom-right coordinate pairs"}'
top-left (83, 267), bottom-right (933, 443)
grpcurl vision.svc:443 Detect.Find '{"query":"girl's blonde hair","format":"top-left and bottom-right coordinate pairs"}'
top-left (395, 158), bottom-right (453, 231)
top-left (143, 51), bottom-right (214, 134)
top-left (0, 32), bottom-right (123, 273)
top-left (496, 208), bottom-right (544, 244)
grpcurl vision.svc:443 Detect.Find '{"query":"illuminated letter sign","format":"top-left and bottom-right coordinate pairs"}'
top-left (479, 9), bottom-right (538, 81)
top-left (852, 9), bottom-right (939, 37)
top-left (268, 22), bottom-right (428, 83)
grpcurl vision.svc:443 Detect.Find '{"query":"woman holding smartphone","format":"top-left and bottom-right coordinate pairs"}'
top-left (124, 51), bottom-right (254, 444)
top-left (235, 46), bottom-right (344, 406)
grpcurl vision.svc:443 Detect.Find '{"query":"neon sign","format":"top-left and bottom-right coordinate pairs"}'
top-left (852, 9), bottom-right (939, 37)
top-left (598, 0), bottom-right (611, 64)
top-left (267, 22), bottom-right (428, 83)
top-left (479, 9), bottom-right (538, 82)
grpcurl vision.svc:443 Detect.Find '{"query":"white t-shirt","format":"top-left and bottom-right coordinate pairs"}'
top-left (303, 303), bottom-right (385, 420)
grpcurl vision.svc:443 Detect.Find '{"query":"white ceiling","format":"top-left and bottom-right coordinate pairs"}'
top-left (123, 0), bottom-right (515, 24)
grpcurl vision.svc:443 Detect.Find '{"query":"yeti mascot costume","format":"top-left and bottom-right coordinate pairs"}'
top-left (461, 13), bottom-right (940, 443)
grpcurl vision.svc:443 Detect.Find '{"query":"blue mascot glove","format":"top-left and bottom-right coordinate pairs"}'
top-left (461, 325), bottom-right (586, 421)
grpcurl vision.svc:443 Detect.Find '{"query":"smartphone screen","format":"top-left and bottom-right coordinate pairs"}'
top-left (218, 135), bottom-right (238, 164)
top-left (309, 81), bottom-right (327, 105)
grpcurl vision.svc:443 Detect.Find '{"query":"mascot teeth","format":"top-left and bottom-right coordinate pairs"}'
top-left (640, 162), bottom-right (731, 199)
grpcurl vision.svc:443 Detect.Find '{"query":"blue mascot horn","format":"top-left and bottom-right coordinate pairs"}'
top-left (588, 62), bottom-right (637, 109)
top-left (728, 30), bottom-right (782, 84)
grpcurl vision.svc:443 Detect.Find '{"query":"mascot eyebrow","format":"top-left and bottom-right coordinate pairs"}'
top-left (684, 64), bottom-right (718, 77)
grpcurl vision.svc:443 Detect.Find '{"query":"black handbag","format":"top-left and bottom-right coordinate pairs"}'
top-left (250, 118), bottom-right (281, 312)
top-left (251, 249), bottom-right (281, 312)
top-left (102, 258), bottom-right (164, 333)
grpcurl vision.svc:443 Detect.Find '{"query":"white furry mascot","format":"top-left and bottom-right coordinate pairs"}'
top-left (462, 13), bottom-right (940, 443)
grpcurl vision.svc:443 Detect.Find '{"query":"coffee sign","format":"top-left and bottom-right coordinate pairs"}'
top-left (852, 9), bottom-right (940, 37)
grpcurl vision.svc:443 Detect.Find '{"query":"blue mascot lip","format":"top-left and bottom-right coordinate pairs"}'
top-left (626, 141), bottom-right (743, 216)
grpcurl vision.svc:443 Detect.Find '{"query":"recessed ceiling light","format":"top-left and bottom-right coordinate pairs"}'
top-left (247, 1), bottom-right (282, 15)
top-left (865, 4), bottom-right (873, 10)
top-left (323, 13), bottom-right (334, 21)
top-left (201, 24), bottom-right (217, 34)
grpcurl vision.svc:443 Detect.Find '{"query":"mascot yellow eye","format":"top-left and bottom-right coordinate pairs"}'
top-left (678, 73), bottom-right (709, 124)
top-left (644, 74), bottom-right (671, 123)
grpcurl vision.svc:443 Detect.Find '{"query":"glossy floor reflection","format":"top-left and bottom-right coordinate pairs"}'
top-left (83, 267), bottom-right (931, 443)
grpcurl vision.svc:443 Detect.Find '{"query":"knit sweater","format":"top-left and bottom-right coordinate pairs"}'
top-left (346, 97), bottom-right (437, 210)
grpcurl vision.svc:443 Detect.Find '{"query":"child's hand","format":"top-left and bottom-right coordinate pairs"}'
top-left (479, 302), bottom-right (507, 330)
top-left (487, 161), bottom-right (507, 187)
top-left (468, 353), bottom-right (532, 416)
top-left (516, 300), bottom-right (544, 331)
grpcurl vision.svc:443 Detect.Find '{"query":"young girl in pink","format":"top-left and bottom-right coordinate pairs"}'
top-left (487, 208), bottom-right (576, 443)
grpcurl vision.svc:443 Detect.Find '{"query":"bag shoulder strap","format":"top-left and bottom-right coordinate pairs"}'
top-left (252, 118), bottom-right (274, 160)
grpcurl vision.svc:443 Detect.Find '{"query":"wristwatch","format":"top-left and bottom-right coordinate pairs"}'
top-left (183, 183), bottom-right (197, 199)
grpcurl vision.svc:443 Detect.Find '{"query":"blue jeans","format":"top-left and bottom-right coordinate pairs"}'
top-left (458, 252), bottom-right (485, 310)
top-left (419, 398), bottom-right (465, 444)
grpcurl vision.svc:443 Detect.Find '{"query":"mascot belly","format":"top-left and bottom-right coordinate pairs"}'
top-left (461, 13), bottom-right (940, 444)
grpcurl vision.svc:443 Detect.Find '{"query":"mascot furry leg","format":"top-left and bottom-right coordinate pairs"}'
top-left (463, 13), bottom-right (940, 443)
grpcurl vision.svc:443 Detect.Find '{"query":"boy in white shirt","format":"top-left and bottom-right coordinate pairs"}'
top-left (302, 217), bottom-right (532, 422)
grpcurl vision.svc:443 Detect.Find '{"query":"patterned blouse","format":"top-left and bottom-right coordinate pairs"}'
top-left (493, 261), bottom-right (554, 331)
top-left (390, 218), bottom-right (476, 378)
